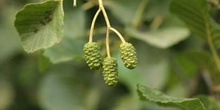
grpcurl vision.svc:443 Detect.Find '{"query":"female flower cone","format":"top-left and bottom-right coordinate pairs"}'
top-left (83, 42), bottom-right (102, 70)
top-left (120, 42), bottom-right (137, 69)
top-left (102, 57), bottom-right (118, 86)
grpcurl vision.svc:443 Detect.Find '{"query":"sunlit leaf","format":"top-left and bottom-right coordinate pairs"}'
top-left (14, 0), bottom-right (64, 53)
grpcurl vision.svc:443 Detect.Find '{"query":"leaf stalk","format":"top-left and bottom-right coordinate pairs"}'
top-left (88, 0), bottom-right (126, 57)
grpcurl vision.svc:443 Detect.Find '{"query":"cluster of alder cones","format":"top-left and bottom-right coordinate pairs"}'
top-left (83, 41), bottom-right (138, 86)
top-left (83, 0), bottom-right (138, 86)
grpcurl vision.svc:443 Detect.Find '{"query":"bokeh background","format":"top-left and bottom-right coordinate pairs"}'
top-left (0, 0), bottom-right (218, 110)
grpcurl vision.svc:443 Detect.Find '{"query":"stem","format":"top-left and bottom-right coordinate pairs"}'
top-left (99, 0), bottom-right (111, 57)
top-left (89, 8), bottom-right (101, 42)
top-left (205, 15), bottom-right (220, 99)
top-left (109, 27), bottom-right (126, 43)
top-left (205, 19), bottom-right (220, 73)
top-left (99, 0), bottom-right (111, 27)
top-left (106, 28), bottom-right (111, 57)
top-left (98, 0), bottom-right (127, 57)
top-left (150, 16), bottom-right (163, 30)
top-left (208, 36), bottom-right (220, 72)
top-left (132, 0), bottom-right (149, 28)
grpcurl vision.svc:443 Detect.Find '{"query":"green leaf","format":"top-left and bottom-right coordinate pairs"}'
top-left (170, 0), bottom-right (220, 48)
top-left (111, 95), bottom-right (180, 110)
top-left (126, 27), bottom-right (190, 48)
top-left (197, 95), bottom-right (220, 110)
top-left (14, 0), bottom-right (64, 53)
top-left (137, 84), bottom-right (206, 110)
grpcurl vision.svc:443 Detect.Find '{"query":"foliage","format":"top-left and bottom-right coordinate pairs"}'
top-left (0, 0), bottom-right (220, 109)
top-left (14, 0), bottom-right (64, 53)
top-left (137, 84), bottom-right (206, 110)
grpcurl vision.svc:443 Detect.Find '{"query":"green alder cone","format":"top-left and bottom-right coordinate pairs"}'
top-left (102, 57), bottom-right (119, 86)
top-left (120, 42), bottom-right (137, 69)
top-left (83, 42), bottom-right (102, 70)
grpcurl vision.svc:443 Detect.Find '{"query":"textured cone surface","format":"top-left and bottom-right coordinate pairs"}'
top-left (120, 42), bottom-right (137, 69)
top-left (102, 57), bottom-right (118, 86)
top-left (83, 42), bottom-right (102, 70)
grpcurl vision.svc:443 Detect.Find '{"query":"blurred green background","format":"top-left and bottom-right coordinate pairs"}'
top-left (0, 0), bottom-right (219, 110)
